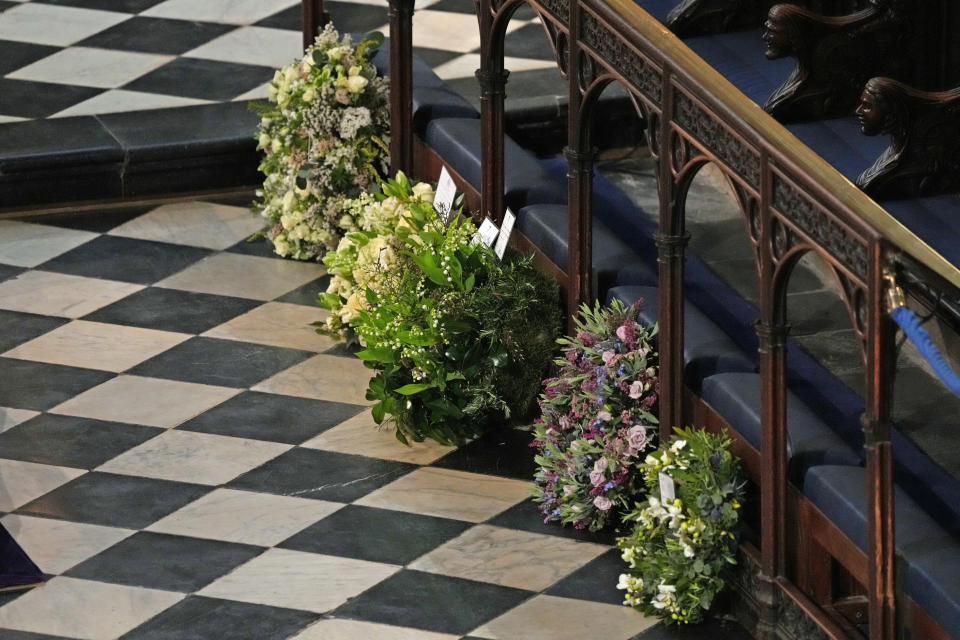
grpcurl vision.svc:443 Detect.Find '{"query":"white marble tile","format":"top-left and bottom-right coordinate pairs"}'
top-left (471, 595), bottom-right (657, 640)
top-left (433, 53), bottom-right (559, 80)
top-left (0, 407), bottom-right (40, 434)
top-left (409, 524), bottom-right (609, 590)
top-left (203, 302), bottom-right (335, 352)
top-left (0, 576), bottom-right (183, 639)
top-left (302, 409), bottom-right (453, 465)
top-left (109, 201), bottom-right (264, 250)
top-left (98, 430), bottom-right (291, 485)
top-left (142, 0), bottom-right (299, 25)
top-left (291, 619), bottom-right (458, 640)
top-left (2, 514), bottom-right (134, 574)
top-left (51, 89), bottom-right (210, 118)
top-left (382, 10), bottom-right (481, 53)
top-left (251, 353), bottom-right (372, 405)
top-left (233, 82), bottom-right (271, 101)
top-left (354, 467), bottom-right (530, 523)
top-left (184, 26), bottom-right (302, 69)
top-left (155, 252), bottom-right (324, 301)
top-left (0, 115), bottom-right (26, 123)
top-left (0, 4), bottom-right (130, 46)
top-left (147, 488), bottom-right (342, 546)
top-left (0, 221), bottom-right (96, 267)
top-left (9, 47), bottom-right (173, 89)
top-left (50, 375), bottom-right (240, 428)
top-left (0, 459), bottom-right (85, 511)
top-left (3, 320), bottom-right (190, 372)
top-left (198, 548), bottom-right (399, 612)
top-left (0, 270), bottom-right (143, 318)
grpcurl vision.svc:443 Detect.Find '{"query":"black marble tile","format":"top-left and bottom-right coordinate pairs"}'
top-left (324, 1), bottom-right (389, 35)
top-left (128, 337), bottom-right (313, 388)
top-left (485, 498), bottom-right (620, 545)
top-left (119, 596), bottom-right (320, 640)
top-left (66, 532), bottom-right (264, 592)
top-left (503, 22), bottom-right (557, 60)
top-left (423, 0), bottom-right (476, 13)
top-left (412, 46), bottom-right (461, 69)
top-left (634, 617), bottom-right (752, 639)
top-left (0, 79), bottom-right (103, 119)
top-left (321, 341), bottom-right (362, 359)
top-left (431, 426), bottom-right (537, 479)
top-left (273, 275), bottom-right (331, 306)
top-left (228, 448), bottom-right (416, 503)
top-left (0, 310), bottom-right (69, 353)
top-left (544, 548), bottom-right (625, 605)
top-left (177, 391), bottom-right (364, 444)
top-left (0, 414), bottom-right (161, 470)
top-left (279, 505), bottom-right (471, 565)
top-left (225, 234), bottom-right (278, 259)
top-left (254, 5), bottom-right (299, 30)
top-left (38, 235), bottom-right (212, 285)
top-left (0, 1), bottom-right (15, 12)
top-left (0, 629), bottom-right (66, 640)
top-left (0, 263), bottom-right (24, 283)
top-left (0, 117), bottom-right (122, 173)
top-left (122, 58), bottom-right (275, 101)
top-left (333, 569), bottom-right (532, 635)
top-left (0, 40), bottom-right (59, 77)
top-left (34, 0), bottom-right (167, 11)
top-left (18, 207), bottom-right (153, 233)
top-left (0, 358), bottom-right (114, 411)
top-left (78, 17), bottom-right (235, 54)
top-left (83, 287), bottom-right (260, 334)
top-left (17, 472), bottom-right (211, 529)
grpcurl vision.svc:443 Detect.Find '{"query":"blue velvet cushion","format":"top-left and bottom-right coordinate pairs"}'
top-left (633, 0), bottom-right (679, 22)
top-left (683, 30), bottom-right (793, 105)
top-left (701, 372), bottom-right (861, 480)
top-left (606, 285), bottom-right (756, 388)
top-left (786, 117), bottom-right (889, 182)
top-left (423, 118), bottom-right (564, 210)
top-left (804, 465), bottom-right (960, 639)
top-left (370, 47), bottom-right (478, 135)
top-left (881, 195), bottom-right (960, 274)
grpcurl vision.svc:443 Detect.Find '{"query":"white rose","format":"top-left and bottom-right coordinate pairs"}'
top-left (284, 66), bottom-right (299, 84)
top-left (302, 88), bottom-right (317, 103)
top-left (258, 132), bottom-right (271, 149)
top-left (271, 139), bottom-right (283, 154)
top-left (411, 182), bottom-right (435, 203)
top-left (339, 292), bottom-right (365, 323)
top-left (346, 75), bottom-right (368, 93)
top-left (327, 46), bottom-right (346, 62)
top-left (282, 190), bottom-right (297, 212)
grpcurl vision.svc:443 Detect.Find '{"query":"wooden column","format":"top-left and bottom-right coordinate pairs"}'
top-left (865, 251), bottom-right (897, 640)
top-left (388, 0), bottom-right (415, 176)
top-left (755, 154), bottom-right (787, 639)
top-left (657, 71), bottom-right (688, 438)
top-left (477, 0), bottom-right (507, 222)
top-left (301, 0), bottom-right (328, 51)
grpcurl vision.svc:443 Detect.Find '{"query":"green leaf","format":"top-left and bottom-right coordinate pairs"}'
top-left (445, 372), bottom-right (466, 381)
top-left (464, 272), bottom-right (475, 292)
top-left (356, 346), bottom-right (395, 363)
top-left (395, 429), bottom-right (409, 445)
top-left (365, 287), bottom-right (378, 305)
top-left (371, 401), bottom-right (385, 423)
top-left (395, 383), bottom-right (431, 395)
top-left (316, 292), bottom-right (341, 310)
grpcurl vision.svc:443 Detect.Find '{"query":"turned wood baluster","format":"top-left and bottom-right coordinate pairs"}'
top-left (864, 248), bottom-right (896, 640)
top-left (656, 73), bottom-right (688, 439)
top-left (301, 0), bottom-right (328, 50)
top-left (477, 0), bottom-right (508, 223)
top-left (388, 0), bottom-right (415, 176)
top-left (756, 157), bottom-right (788, 639)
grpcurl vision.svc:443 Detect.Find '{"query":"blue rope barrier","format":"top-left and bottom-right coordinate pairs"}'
top-left (890, 305), bottom-right (960, 396)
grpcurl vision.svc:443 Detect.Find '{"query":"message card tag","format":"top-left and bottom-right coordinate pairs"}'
top-left (434, 166), bottom-right (456, 222)
top-left (494, 208), bottom-right (516, 260)
top-left (473, 217), bottom-right (500, 247)
top-left (659, 472), bottom-right (676, 503)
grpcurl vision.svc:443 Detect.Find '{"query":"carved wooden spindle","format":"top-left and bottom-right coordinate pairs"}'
top-left (762, 1), bottom-right (915, 122)
top-left (476, 0), bottom-right (508, 224)
top-left (301, 0), bottom-right (328, 51)
top-left (388, 0), bottom-right (415, 176)
top-left (855, 77), bottom-right (960, 200)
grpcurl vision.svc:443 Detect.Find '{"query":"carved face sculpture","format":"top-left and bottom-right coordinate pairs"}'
top-left (855, 88), bottom-right (885, 136)
top-left (762, 16), bottom-right (791, 60)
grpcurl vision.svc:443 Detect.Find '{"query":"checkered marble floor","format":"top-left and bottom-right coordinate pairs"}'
top-left (0, 202), bottom-right (752, 639)
top-left (0, 0), bottom-right (561, 123)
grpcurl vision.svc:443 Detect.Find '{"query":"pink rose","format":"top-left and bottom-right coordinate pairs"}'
top-left (629, 381), bottom-right (644, 399)
top-left (593, 495), bottom-right (613, 511)
top-left (597, 410), bottom-right (612, 422)
top-left (589, 469), bottom-right (605, 487)
top-left (627, 426), bottom-right (647, 451)
top-left (602, 350), bottom-right (616, 365)
top-left (616, 325), bottom-right (628, 341)
top-left (594, 457), bottom-right (609, 472)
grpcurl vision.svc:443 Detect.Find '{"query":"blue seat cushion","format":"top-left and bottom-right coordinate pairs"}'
top-left (880, 195), bottom-right (960, 273)
top-left (683, 30), bottom-right (793, 105)
top-left (701, 372), bottom-right (861, 480)
top-left (423, 118), bottom-right (564, 210)
top-left (786, 117), bottom-right (889, 182)
top-left (633, 0), bottom-right (678, 22)
top-left (516, 204), bottom-right (658, 294)
top-left (371, 47), bottom-right (478, 135)
top-left (607, 285), bottom-right (756, 388)
top-left (804, 465), bottom-right (960, 639)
